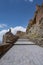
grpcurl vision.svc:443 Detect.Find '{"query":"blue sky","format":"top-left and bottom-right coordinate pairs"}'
top-left (0, 0), bottom-right (43, 30)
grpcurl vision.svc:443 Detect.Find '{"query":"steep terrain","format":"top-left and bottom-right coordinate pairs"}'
top-left (26, 3), bottom-right (43, 46)
top-left (26, 3), bottom-right (43, 37)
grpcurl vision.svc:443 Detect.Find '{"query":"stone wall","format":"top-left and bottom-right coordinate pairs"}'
top-left (0, 43), bottom-right (13, 58)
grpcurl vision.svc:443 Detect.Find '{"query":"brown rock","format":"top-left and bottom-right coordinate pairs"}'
top-left (26, 3), bottom-right (43, 36)
top-left (26, 3), bottom-right (43, 46)
top-left (3, 29), bottom-right (18, 44)
top-left (16, 31), bottom-right (26, 38)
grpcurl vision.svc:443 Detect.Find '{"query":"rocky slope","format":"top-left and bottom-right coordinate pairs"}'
top-left (26, 3), bottom-right (43, 46)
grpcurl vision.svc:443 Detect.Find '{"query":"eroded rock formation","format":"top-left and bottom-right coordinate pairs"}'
top-left (26, 3), bottom-right (43, 38)
top-left (3, 29), bottom-right (18, 44)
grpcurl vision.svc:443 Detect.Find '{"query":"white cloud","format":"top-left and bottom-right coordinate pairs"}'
top-left (0, 26), bottom-right (26, 42)
top-left (0, 24), bottom-right (7, 28)
top-left (24, 0), bottom-right (33, 2)
top-left (29, 0), bottom-right (33, 2)
top-left (0, 29), bottom-right (9, 43)
top-left (11, 26), bottom-right (26, 34)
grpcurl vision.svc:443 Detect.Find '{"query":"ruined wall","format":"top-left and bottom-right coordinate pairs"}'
top-left (3, 29), bottom-right (19, 44)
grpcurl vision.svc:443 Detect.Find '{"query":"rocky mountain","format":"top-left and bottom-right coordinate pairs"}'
top-left (26, 3), bottom-right (43, 46)
top-left (26, 3), bottom-right (43, 38)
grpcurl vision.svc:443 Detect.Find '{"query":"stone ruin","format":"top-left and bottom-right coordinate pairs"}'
top-left (3, 29), bottom-right (16, 44)
top-left (16, 31), bottom-right (26, 38)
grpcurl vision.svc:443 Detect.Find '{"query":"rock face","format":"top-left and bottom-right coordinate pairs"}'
top-left (26, 3), bottom-right (43, 38)
top-left (3, 29), bottom-right (17, 44)
top-left (16, 31), bottom-right (26, 38)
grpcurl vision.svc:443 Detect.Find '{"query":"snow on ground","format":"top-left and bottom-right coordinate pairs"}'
top-left (0, 39), bottom-right (43, 65)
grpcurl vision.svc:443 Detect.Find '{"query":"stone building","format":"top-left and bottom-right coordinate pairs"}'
top-left (3, 29), bottom-right (15, 44)
top-left (26, 3), bottom-right (43, 38)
